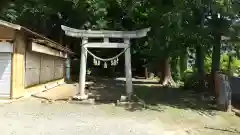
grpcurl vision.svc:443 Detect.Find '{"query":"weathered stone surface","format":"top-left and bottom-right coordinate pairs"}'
top-left (217, 74), bottom-right (232, 112)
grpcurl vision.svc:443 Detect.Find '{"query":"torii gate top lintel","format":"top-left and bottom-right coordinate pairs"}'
top-left (61, 25), bottom-right (151, 39)
top-left (61, 25), bottom-right (150, 100)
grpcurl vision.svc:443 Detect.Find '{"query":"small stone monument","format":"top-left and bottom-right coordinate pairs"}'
top-left (216, 73), bottom-right (232, 112)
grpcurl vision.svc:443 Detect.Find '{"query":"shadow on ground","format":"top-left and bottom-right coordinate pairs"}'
top-left (204, 127), bottom-right (240, 134)
top-left (84, 77), bottom-right (218, 115)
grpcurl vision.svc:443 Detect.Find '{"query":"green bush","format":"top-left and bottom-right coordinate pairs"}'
top-left (220, 54), bottom-right (240, 76)
top-left (183, 73), bottom-right (210, 92)
top-left (204, 54), bottom-right (240, 77)
top-left (181, 69), bottom-right (194, 82)
top-left (183, 54), bottom-right (240, 91)
top-left (204, 56), bottom-right (212, 73)
top-left (229, 57), bottom-right (240, 77)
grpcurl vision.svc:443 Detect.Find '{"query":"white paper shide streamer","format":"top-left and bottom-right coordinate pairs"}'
top-left (84, 47), bottom-right (128, 68)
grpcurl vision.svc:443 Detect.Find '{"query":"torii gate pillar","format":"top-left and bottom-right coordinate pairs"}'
top-left (79, 38), bottom-right (88, 99)
top-left (124, 38), bottom-right (133, 97)
top-left (61, 25), bottom-right (150, 100)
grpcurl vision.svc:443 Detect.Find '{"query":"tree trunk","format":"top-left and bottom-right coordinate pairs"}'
top-left (211, 34), bottom-right (221, 94)
top-left (211, 34), bottom-right (221, 74)
top-left (180, 48), bottom-right (188, 79)
top-left (236, 46), bottom-right (240, 59)
top-left (195, 45), bottom-right (205, 75)
top-left (195, 45), bottom-right (205, 91)
top-left (160, 57), bottom-right (175, 86)
top-left (172, 56), bottom-right (180, 80)
top-left (227, 55), bottom-right (233, 76)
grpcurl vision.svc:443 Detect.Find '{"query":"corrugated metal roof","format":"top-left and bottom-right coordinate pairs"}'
top-left (0, 19), bottom-right (73, 54)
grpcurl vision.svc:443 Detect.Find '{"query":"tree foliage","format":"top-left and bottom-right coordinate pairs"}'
top-left (0, 0), bottom-right (239, 86)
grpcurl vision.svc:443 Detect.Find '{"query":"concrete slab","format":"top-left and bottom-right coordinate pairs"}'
top-left (33, 83), bottom-right (78, 101)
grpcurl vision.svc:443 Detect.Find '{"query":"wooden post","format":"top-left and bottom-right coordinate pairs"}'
top-left (124, 38), bottom-right (133, 99)
top-left (12, 32), bottom-right (26, 98)
top-left (79, 38), bottom-right (88, 99)
top-left (66, 56), bottom-right (71, 82)
top-left (65, 44), bottom-right (71, 82)
top-left (104, 38), bottom-right (109, 43)
top-left (145, 66), bottom-right (148, 79)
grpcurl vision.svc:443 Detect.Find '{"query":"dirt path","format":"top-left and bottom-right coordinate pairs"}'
top-left (0, 96), bottom-right (240, 135)
top-left (1, 97), bottom-right (240, 135)
top-left (0, 98), bottom-right (167, 135)
top-left (1, 78), bottom-right (239, 135)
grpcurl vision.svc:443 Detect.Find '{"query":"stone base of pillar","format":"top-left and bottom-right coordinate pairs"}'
top-left (120, 95), bottom-right (128, 102)
top-left (69, 98), bottom-right (95, 105)
top-left (119, 94), bottom-right (133, 102)
top-left (40, 97), bottom-right (95, 105)
top-left (73, 94), bottom-right (89, 100)
top-left (116, 100), bottom-right (146, 110)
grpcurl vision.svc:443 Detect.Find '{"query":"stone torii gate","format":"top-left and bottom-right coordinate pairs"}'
top-left (61, 25), bottom-right (150, 99)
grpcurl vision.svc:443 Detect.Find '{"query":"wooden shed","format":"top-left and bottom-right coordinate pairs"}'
top-left (0, 20), bottom-right (73, 99)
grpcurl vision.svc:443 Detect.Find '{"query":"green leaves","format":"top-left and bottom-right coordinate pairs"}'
top-left (0, 0), bottom-right (239, 77)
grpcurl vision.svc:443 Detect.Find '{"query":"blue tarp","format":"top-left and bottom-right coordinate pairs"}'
top-left (230, 77), bottom-right (240, 102)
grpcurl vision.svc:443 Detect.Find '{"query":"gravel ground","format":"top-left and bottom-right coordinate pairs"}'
top-left (1, 77), bottom-right (240, 135)
top-left (0, 97), bottom-right (240, 135)
top-left (0, 98), bottom-right (169, 135)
